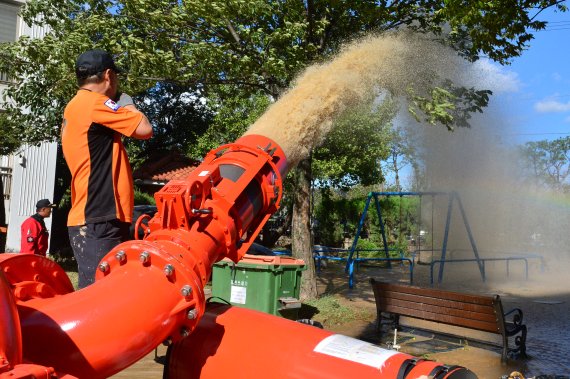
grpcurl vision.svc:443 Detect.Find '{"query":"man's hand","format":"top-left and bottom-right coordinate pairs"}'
top-left (117, 92), bottom-right (135, 108)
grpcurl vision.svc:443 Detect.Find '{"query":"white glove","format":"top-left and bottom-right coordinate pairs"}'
top-left (117, 93), bottom-right (134, 107)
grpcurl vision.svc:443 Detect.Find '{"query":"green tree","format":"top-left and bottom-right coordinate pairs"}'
top-left (2, 0), bottom-right (563, 150)
top-left (125, 82), bottom-right (214, 167)
top-left (313, 97), bottom-right (396, 189)
top-left (381, 126), bottom-right (416, 191)
top-left (519, 137), bottom-right (570, 191)
top-left (188, 91), bottom-right (271, 159)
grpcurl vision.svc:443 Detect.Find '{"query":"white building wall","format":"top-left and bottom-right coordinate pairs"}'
top-left (0, 155), bottom-right (13, 212)
top-left (5, 143), bottom-right (57, 252)
top-left (1, 0), bottom-right (57, 252)
top-left (18, 14), bottom-right (49, 39)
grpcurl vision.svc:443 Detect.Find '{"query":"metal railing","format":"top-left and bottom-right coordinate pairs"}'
top-left (430, 257), bottom-right (530, 285)
top-left (313, 247), bottom-right (414, 287)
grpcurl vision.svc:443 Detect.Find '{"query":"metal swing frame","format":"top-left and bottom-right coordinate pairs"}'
top-left (344, 191), bottom-right (484, 288)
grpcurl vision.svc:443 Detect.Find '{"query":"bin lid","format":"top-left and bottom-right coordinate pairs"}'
top-left (217, 254), bottom-right (305, 267)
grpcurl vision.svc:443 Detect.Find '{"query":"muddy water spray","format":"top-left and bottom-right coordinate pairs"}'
top-left (245, 32), bottom-right (462, 166)
top-left (413, 92), bottom-right (570, 291)
top-left (246, 30), bottom-right (570, 292)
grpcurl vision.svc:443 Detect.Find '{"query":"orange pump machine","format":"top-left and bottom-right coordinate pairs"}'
top-left (0, 134), bottom-right (476, 379)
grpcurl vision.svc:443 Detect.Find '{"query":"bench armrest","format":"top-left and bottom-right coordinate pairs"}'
top-left (504, 307), bottom-right (524, 329)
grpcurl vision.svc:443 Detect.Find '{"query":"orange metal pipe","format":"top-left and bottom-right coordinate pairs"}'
top-left (0, 265), bottom-right (58, 379)
top-left (5, 134), bottom-right (287, 378)
top-left (166, 304), bottom-right (477, 379)
top-left (0, 269), bottom-right (22, 373)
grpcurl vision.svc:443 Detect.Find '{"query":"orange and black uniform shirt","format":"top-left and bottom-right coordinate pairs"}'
top-left (61, 89), bottom-right (143, 227)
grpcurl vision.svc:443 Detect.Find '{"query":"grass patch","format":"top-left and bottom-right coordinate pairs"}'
top-left (67, 271), bottom-right (79, 290)
top-left (50, 254), bottom-right (79, 290)
top-left (304, 295), bottom-right (372, 327)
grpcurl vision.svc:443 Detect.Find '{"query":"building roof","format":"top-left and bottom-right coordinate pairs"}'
top-left (133, 152), bottom-right (200, 185)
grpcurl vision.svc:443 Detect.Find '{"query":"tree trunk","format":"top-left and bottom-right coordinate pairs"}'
top-left (391, 153), bottom-right (400, 191)
top-left (291, 158), bottom-right (318, 300)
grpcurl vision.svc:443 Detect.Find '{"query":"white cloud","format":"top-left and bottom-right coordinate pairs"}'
top-left (469, 59), bottom-right (521, 93)
top-left (534, 99), bottom-right (570, 113)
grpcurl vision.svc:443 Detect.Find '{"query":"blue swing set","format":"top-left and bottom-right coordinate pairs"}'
top-left (314, 191), bottom-right (486, 288)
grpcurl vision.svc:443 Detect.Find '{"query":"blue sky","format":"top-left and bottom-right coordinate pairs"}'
top-left (489, 7), bottom-right (570, 145)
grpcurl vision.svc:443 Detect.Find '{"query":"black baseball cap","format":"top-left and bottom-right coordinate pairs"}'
top-left (36, 199), bottom-right (57, 209)
top-left (75, 49), bottom-right (122, 78)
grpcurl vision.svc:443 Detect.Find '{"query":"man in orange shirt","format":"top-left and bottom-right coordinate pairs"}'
top-left (20, 199), bottom-right (56, 256)
top-left (61, 49), bottom-right (153, 288)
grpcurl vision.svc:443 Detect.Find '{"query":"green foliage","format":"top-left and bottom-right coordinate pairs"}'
top-left (312, 187), bottom-right (421, 255)
top-left (134, 189), bottom-right (156, 205)
top-left (0, 0), bottom-right (563, 154)
top-left (407, 80), bottom-right (492, 131)
top-left (442, 0), bottom-right (567, 65)
top-left (518, 136), bottom-right (570, 192)
top-left (313, 96), bottom-right (396, 189)
top-left (0, 112), bottom-right (21, 156)
top-left (313, 187), bottom-right (366, 247)
top-left (189, 91), bottom-right (271, 159)
top-left (354, 238), bottom-right (381, 258)
top-left (125, 82), bottom-right (214, 167)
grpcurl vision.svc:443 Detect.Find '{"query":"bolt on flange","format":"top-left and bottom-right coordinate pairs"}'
top-left (98, 261), bottom-right (110, 273)
top-left (180, 285), bottom-right (192, 297)
top-left (164, 264), bottom-right (175, 277)
top-left (187, 309), bottom-right (197, 320)
top-left (115, 250), bottom-right (126, 262)
top-left (180, 327), bottom-right (190, 338)
top-left (139, 251), bottom-right (150, 264)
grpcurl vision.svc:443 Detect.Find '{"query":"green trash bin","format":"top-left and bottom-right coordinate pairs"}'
top-left (211, 254), bottom-right (306, 320)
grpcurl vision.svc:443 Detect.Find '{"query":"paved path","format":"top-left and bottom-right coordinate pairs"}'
top-left (110, 345), bottom-right (167, 378)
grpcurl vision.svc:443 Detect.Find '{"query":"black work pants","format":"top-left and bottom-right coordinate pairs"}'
top-left (68, 219), bottom-right (130, 289)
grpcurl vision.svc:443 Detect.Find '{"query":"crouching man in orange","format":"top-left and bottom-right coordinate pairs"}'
top-left (20, 199), bottom-right (56, 256)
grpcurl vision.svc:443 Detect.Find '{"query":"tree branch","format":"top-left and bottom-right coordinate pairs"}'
top-left (225, 19), bottom-right (241, 44)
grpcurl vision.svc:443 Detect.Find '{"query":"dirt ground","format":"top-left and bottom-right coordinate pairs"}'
top-left (112, 255), bottom-right (570, 379)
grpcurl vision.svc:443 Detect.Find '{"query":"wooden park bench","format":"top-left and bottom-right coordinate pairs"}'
top-left (369, 279), bottom-right (527, 362)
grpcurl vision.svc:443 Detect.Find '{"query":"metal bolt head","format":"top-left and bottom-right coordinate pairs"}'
top-left (98, 261), bottom-right (110, 273)
top-left (187, 309), bottom-right (197, 320)
top-left (139, 251), bottom-right (150, 264)
top-left (180, 327), bottom-right (190, 338)
top-left (180, 285), bottom-right (192, 297)
top-left (164, 264), bottom-right (175, 276)
top-left (115, 250), bottom-right (126, 262)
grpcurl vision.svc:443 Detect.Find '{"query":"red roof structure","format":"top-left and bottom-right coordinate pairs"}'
top-left (133, 152), bottom-right (200, 190)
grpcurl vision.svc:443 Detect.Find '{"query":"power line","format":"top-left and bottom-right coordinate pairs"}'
top-left (501, 132), bottom-right (570, 136)
top-left (537, 27), bottom-right (570, 31)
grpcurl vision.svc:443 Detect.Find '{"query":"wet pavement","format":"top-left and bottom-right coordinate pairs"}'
top-left (324, 259), bottom-right (570, 378)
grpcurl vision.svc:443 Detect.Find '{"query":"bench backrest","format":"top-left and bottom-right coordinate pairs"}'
top-left (370, 279), bottom-right (503, 334)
